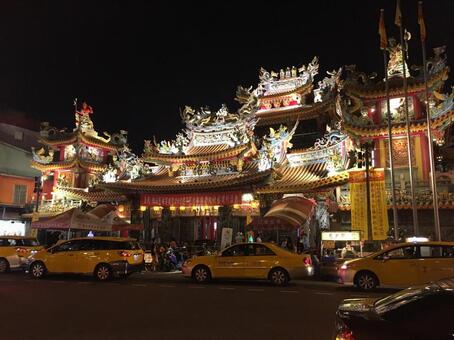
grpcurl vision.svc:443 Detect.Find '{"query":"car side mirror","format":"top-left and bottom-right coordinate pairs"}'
top-left (382, 256), bottom-right (389, 262)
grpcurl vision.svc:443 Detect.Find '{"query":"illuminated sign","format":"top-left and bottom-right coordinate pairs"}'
top-left (321, 231), bottom-right (361, 241)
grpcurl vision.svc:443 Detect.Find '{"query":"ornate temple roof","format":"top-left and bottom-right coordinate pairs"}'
top-left (143, 142), bottom-right (255, 164)
top-left (31, 157), bottom-right (108, 172)
top-left (54, 186), bottom-right (127, 202)
top-left (343, 108), bottom-right (454, 138)
top-left (344, 67), bottom-right (448, 100)
top-left (256, 163), bottom-right (348, 194)
top-left (103, 168), bottom-right (275, 193)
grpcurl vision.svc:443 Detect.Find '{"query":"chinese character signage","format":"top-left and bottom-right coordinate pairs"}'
top-left (140, 191), bottom-right (243, 207)
top-left (349, 171), bottom-right (368, 239)
top-left (349, 170), bottom-right (389, 240)
top-left (321, 231), bottom-right (361, 241)
top-left (369, 169), bottom-right (389, 240)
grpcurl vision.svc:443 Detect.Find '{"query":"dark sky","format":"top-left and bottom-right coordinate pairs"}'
top-left (1, 0), bottom-right (453, 152)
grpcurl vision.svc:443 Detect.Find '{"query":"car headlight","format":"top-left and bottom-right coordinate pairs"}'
top-left (184, 260), bottom-right (192, 266)
top-left (340, 263), bottom-right (348, 270)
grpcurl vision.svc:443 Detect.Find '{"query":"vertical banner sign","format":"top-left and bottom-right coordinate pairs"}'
top-left (369, 169), bottom-right (389, 240)
top-left (349, 171), bottom-right (368, 239)
top-left (349, 169), bottom-right (389, 240)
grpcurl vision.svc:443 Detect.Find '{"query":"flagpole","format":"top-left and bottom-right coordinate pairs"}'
top-left (397, 0), bottom-right (419, 235)
top-left (419, 1), bottom-right (441, 241)
top-left (380, 9), bottom-right (399, 240)
top-left (383, 50), bottom-right (399, 240)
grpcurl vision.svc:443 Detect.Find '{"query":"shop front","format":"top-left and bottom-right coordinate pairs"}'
top-left (140, 191), bottom-right (260, 243)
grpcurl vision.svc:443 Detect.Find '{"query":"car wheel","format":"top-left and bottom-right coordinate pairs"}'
top-left (269, 268), bottom-right (289, 286)
top-left (30, 261), bottom-right (46, 279)
top-left (95, 264), bottom-right (112, 281)
top-left (355, 271), bottom-right (378, 290)
top-left (0, 258), bottom-right (9, 273)
top-left (192, 265), bottom-right (211, 283)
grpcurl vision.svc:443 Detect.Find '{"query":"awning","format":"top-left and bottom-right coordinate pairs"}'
top-left (264, 196), bottom-right (316, 227)
top-left (31, 204), bottom-right (143, 232)
top-left (246, 216), bottom-right (294, 231)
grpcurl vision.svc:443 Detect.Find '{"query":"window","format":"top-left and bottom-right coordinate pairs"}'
top-left (442, 246), bottom-right (454, 258)
top-left (14, 131), bottom-right (23, 141)
top-left (13, 185), bottom-right (27, 205)
top-left (0, 239), bottom-right (9, 247)
top-left (253, 244), bottom-right (276, 256)
top-left (20, 239), bottom-right (40, 247)
top-left (420, 246), bottom-right (443, 258)
top-left (222, 245), bottom-right (247, 257)
top-left (7, 239), bottom-right (17, 246)
top-left (381, 246), bottom-right (418, 259)
top-left (54, 240), bottom-right (81, 252)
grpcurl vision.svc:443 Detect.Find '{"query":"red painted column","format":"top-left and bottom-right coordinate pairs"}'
top-left (420, 132), bottom-right (430, 181)
top-left (413, 95), bottom-right (423, 120)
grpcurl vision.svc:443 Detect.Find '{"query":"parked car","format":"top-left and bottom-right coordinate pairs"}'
top-left (182, 242), bottom-right (313, 286)
top-left (0, 236), bottom-right (42, 273)
top-left (333, 277), bottom-right (454, 340)
top-left (26, 237), bottom-right (144, 280)
top-left (338, 241), bottom-right (454, 290)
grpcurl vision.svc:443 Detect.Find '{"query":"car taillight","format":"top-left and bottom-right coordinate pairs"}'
top-left (335, 329), bottom-right (355, 340)
top-left (303, 257), bottom-right (312, 266)
top-left (118, 251), bottom-right (131, 257)
top-left (16, 247), bottom-right (28, 254)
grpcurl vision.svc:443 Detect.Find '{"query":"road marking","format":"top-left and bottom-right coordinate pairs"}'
top-left (280, 290), bottom-right (299, 294)
top-left (76, 281), bottom-right (92, 285)
top-left (188, 286), bottom-right (206, 289)
top-left (159, 284), bottom-right (176, 288)
top-left (315, 292), bottom-right (333, 296)
top-left (107, 282), bottom-right (121, 286)
top-left (247, 288), bottom-right (264, 292)
top-left (132, 284), bottom-right (147, 287)
top-left (219, 287), bottom-right (235, 290)
top-left (51, 281), bottom-right (66, 284)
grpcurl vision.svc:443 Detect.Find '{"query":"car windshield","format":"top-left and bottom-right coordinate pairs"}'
top-left (374, 283), bottom-right (439, 315)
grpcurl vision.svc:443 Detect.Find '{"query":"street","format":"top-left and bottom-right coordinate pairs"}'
top-left (0, 272), bottom-right (396, 340)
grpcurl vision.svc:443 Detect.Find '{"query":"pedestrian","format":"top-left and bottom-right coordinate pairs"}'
top-left (341, 242), bottom-right (357, 259)
top-left (286, 236), bottom-right (294, 252)
top-left (256, 233), bottom-right (262, 243)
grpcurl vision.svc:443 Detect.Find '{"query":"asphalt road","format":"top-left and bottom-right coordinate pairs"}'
top-left (0, 272), bottom-right (397, 340)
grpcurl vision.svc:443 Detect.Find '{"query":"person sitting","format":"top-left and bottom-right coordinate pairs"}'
top-left (341, 242), bottom-right (357, 259)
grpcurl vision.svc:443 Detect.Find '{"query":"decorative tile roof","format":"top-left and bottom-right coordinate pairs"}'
top-left (343, 109), bottom-right (454, 138)
top-left (55, 187), bottom-right (127, 202)
top-left (31, 157), bottom-right (107, 172)
top-left (256, 163), bottom-right (348, 194)
top-left (143, 143), bottom-right (253, 164)
top-left (256, 99), bottom-right (334, 126)
top-left (103, 168), bottom-right (274, 193)
top-left (344, 67), bottom-right (448, 100)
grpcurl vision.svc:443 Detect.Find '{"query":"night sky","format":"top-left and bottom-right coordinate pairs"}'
top-left (1, 0), bottom-right (453, 152)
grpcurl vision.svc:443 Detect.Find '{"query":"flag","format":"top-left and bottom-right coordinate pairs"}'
top-left (395, 0), bottom-right (402, 27)
top-left (418, 1), bottom-right (427, 42)
top-left (379, 9), bottom-right (387, 50)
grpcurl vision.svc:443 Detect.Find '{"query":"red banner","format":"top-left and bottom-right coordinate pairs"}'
top-left (140, 191), bottom-right (243, 207)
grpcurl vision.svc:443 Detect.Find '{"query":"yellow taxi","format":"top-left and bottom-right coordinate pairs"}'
top-left (182, 242), bottom-right (314, 286)
top-left (26, 237), bottom-right (144, 280)
top-left (0, 236), bottom-right (42, 273)
top-left (338, 241), bottom-right (454, 290)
